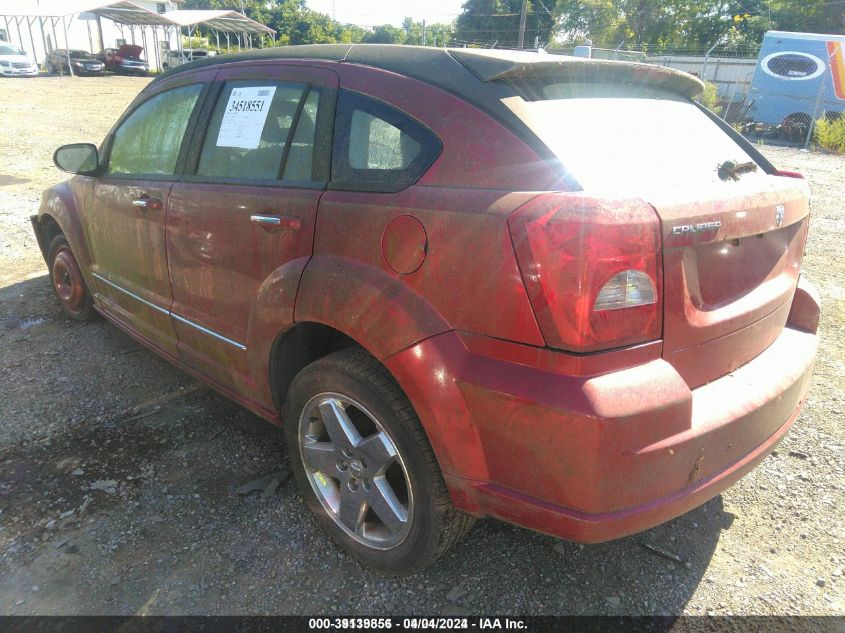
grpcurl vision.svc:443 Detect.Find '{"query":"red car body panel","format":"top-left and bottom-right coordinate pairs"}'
top-left (31, 47), bottom-right (821, 546)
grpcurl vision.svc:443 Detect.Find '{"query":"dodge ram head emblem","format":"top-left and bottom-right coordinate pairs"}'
top-left (776, 205), bottom-right (785, 227)
top-left (671, 221), bottom-right (722, 236)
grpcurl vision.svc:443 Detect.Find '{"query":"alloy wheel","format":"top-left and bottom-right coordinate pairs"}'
top-left (298, 392), bottom-right (413, 550)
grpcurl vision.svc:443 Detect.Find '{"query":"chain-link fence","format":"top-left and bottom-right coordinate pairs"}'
top-left (649, 37), bottom-right (845, 148)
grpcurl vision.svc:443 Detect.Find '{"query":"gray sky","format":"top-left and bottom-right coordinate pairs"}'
top-left (306, 0), bottom-right (466, 28)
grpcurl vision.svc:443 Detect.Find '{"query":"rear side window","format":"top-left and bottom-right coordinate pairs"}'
top-left (331, 91), bottom-right (441, 192)
top-left (108, 83), bottom-right (203, 176)
top-left (197, 80), bottom-right (320, 182)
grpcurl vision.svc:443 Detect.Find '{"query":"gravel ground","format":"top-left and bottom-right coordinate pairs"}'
top-left (0, 76), bottom-right (843, 618)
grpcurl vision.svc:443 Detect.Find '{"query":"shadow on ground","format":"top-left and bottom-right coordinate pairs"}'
top-left (1, 275), bottom-right (728, 615)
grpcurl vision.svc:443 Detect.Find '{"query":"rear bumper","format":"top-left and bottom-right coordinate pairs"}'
top-left (386, 277), bottom-right (820, 542)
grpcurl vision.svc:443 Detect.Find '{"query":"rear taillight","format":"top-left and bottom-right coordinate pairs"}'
top-left (508, 194), bottom-right (662, 352)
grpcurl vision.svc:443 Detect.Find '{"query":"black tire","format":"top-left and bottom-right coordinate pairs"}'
top-left (283, 347), bottom-right (475, 574)
top-left (781, 112), bottom-right (811, 144)
top-left (47, 235), bottom-right (97, 322)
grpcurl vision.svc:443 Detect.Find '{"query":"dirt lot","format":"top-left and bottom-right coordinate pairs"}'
top-left (0, 76), bottom-right (843, 617)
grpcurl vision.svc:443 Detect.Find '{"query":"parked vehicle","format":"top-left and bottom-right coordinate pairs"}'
top-left (0, 41), bottom-right (38, 77)
top-left (46, 49), bottom-right (105, 76)
top-left (162, 48), bottom-right (216, 70)
top-left (98, 44), bottom-right (149, 75)
top-left (747, 30), bottom-right (845, 140)
top-left (33, 44), bottom-right (820, 573)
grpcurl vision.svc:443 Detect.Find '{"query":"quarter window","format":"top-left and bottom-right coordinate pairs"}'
top-left (108, 83), bottom-right (202, 176)
top-left (331, 91), bottom-right (441, 192)
top-left (196, 81), bottom-right (320, 182)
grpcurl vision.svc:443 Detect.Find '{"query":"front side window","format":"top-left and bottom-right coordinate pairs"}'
top-left (332, 91), bottom-right (441, 192)
top-left (196, 80), bottom-right (319, 182)
top-left (107, 83), bottom-right (203, 176)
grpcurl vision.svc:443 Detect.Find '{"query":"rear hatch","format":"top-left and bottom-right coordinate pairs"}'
top-left (651, 178), bottom-right (808, 387)
top-left (494, 63), bottom-right (810, 386)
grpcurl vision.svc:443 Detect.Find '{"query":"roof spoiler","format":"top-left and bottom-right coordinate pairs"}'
top-left (449, 49), bottom-right (705, 99)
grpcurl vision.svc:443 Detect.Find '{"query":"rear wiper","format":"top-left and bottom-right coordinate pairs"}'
top-left (717, 160), bottom-right (758, 181)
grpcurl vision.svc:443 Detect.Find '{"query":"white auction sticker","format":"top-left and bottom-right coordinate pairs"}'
top-left (215, 86), bottom-right (277, 149)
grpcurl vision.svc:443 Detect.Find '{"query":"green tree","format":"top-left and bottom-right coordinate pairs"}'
top-left (361, 25), bottom-right (407, 44)
top-left (455, 0), bottom-right (556, 47)
top-left (551, 0), bottom-right (843, 53)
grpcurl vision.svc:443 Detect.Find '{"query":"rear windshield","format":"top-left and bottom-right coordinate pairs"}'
top-left (504, 83), bottom-right (762, 194)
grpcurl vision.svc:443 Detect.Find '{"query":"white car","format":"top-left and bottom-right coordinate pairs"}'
top-left (162, 49), bottom-right (216, 69)
top-left (0, 41), bottom-right (38, 77)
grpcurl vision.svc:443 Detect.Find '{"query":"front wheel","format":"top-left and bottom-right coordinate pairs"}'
top-left (283, 348), bottom-right (474, 574)
top-left (47, 235), bottom-right (97, 322)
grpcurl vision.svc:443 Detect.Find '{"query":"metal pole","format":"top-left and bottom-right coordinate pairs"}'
top-left (153, 26), bottom-right (161, 72)
top-left (214, 29), bottom-right (219, 51)
top-left (27, 17), bottom-right (40, 64)
top-left (226, 31), bottom-right (230, 53)
top-left (38, 17), bottom-right (48, 64)
top-left (86, 16), bottom-right (93, 54)
top-left (15, 16), bottom-right (24, 51)
top-left (804, 76), bottom-right (826, 149)
top-left (62, 17), bottom-right (74, 77)
top-left (96, 15), bottom-right (105, 52)
top-left (703, 38), bottom-right (722, 82)
top-left (422, 20), bottom-right (426, 46)
top-left (517, 0), bottom-right (528, 49)
top-left (50, 18), bottom-right (61, 75)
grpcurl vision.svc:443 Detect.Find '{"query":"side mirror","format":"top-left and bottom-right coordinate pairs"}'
top-left (53, 143), bottom-right (99, 175)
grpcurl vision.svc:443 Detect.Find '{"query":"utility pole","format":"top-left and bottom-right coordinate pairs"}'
top-left (422, 19), bottom-right (426, 46)
top-left (517, 0), bottom-right (528, 49)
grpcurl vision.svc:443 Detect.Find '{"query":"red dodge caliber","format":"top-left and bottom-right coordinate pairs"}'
top-left (32, 44), bottom-right (821, 573)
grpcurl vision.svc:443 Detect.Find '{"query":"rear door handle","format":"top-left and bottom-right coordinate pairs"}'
top-left (131, 194), bottom-right (162, 212)
top-left (250, 213), bottom-right (301, 233)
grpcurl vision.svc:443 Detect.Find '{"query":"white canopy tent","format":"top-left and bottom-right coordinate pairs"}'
top-left (0, 1), bottom-right (276, 75)
top-left (163, 10), bottom-right (276, 58)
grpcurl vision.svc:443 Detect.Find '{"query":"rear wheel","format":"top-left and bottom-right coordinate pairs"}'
top-left (283, 347), bottom-right (474, 574)
top-left (47, 235), bottom-right (97, 322)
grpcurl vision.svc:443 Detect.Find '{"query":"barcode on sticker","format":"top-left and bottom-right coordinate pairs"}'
top-left (257, 89), bottom-right (271, 97)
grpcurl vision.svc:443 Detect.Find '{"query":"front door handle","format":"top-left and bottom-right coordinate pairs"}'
top-left (131, 194), bottom-right (163, 212)
top-left (250, 213), bottom-right (301, 233)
